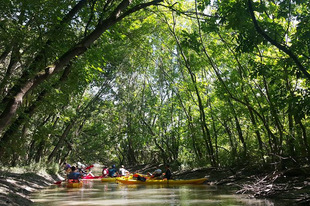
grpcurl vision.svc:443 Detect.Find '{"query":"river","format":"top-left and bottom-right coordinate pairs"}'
top-left (31, 179), bottom-right (293, 206)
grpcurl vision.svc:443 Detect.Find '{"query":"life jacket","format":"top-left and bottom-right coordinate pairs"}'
top-left (103, 168), bottom-right (109, 176)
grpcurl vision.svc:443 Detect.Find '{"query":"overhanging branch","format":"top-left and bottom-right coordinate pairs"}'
top-left (248, 0), bottom-right (310, 81)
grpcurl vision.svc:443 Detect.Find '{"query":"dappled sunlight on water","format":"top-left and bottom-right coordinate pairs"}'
top-left (31, 180), bottom-right (292, 206)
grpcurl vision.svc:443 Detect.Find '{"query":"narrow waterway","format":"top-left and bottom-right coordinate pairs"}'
top-left (31, 180), bottom-right (292, 206)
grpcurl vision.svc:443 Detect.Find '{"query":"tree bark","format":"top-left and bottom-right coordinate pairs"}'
top-left (47, 121), bottom-right (74, 162)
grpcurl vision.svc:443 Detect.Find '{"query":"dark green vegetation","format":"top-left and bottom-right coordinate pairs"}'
top-left (0, 0), bottom-right (310, 174)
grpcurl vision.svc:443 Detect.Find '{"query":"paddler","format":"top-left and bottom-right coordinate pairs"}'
top-left (67, 166), bottom-right (82, 182)
top-left (163, 164), bottom-right (172, 180)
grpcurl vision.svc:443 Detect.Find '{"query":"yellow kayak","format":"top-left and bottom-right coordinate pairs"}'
top-left (101, 175), bottom-right (133, 182)
top-left (66, 180), bottom-right (83, 188)
top-left (117, 177), bottom-right (207, 185)
top-left (101, 177), bottom-right (118, 182)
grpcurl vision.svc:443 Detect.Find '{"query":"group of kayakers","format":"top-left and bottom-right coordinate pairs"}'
top-left (100, 164), bottom-right (172, 180)
top-left (63, 162), bottom-right (95, 181)
top-left (102, 164), bottom-right (172, 180)
top-left (55, 162), bottom-right (207, 187)
top-left (102, 164), bottom-right (129, 177)
top-left (63, 162), bottom-right (172, 182)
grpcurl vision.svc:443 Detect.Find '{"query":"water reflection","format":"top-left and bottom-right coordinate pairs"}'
top-left (31, 181), bottom-right (292, 206)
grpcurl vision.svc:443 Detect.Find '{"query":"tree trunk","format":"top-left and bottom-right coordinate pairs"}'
top-left (47, 121), bottom-right (74, 162)
top-left (0, 0), bottom-right (164, 135)
top-left (228, 99), bottom-right (247, 158)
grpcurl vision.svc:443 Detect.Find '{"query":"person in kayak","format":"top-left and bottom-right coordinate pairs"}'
top-left (67, 166), bottom-right (82, 182)
top-left (102, 166), bottom-right (109, 177)
top-left (63, 162), bottom-right (71, 174)
top-left (148, 166), bottom-right (162, 179)
top-left (77, 165), bottom-right (87, 176)
top-left (163, 164), bottom-right (172, 180)
top-left (108, 165), bottom-right (117, 177)
top-left (119, 165), bottom-right (129, 176)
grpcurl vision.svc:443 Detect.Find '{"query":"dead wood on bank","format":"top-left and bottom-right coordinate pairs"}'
top-left (141, 165), bottom-right (310, 205)
top-left (235, 167), bottom-right (310, 205)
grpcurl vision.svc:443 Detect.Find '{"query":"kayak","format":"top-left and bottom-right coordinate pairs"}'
top-left (117, 177), bottom-right (207, 185)
top-left (82, 175), bottom-right (102, 179)
top-left (66, 180), bottom-right (83, 188)
top-left (101, 176), bottom-right (132, 182)
top-left (101, 177), bottom-right (118, 182)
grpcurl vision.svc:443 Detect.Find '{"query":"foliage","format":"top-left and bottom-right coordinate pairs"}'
top-left (0, 0), bottom-right (309, 173)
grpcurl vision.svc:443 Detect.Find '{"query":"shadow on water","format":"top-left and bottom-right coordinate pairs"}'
top-left (31, 180), bottom-right (293, 206)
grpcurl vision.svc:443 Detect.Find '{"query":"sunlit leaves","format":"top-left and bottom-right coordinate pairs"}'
top-left (2, 0), bottom-right (310, 168)
top-left (180, 30), bottom-right (201, 53)
top-left (197, 0), bottom-right (210, 11)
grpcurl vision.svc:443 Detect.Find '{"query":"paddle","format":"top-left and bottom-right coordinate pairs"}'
top-left (85, 165), bottom-right (94, 170)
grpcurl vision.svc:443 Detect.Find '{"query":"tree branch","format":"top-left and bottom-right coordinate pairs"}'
top-left (247, 0), bottom-right (310, 81)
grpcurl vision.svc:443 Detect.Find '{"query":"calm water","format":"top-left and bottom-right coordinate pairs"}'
top-left (31, 180), bottom-right (293, 206)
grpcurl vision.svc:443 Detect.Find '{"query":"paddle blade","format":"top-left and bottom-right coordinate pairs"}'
top-left (85, 165), bottom-right (94, 170)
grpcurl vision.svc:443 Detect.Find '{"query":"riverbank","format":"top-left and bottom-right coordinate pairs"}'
top-left (131, 164), bottom-right (310, 205)
top-left (1, 166), bottom-right (309, 205)
top-left (0, 171), bottom-right (62, 206)
top-left (177, 167), bottom-right (310, 205)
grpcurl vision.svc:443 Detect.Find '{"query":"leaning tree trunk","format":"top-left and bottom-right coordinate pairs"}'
top-left (47, 121), bottom-right (74, 162)
top-left (0, 0), bottom-right (164, 136)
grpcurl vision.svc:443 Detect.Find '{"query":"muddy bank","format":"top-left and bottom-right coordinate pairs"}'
top-left (130, 164), bottom-right (310, 205)
top-left (175, 167), bottom-right (310, 205)
top-left (0, 171), bottom-right (62, 206)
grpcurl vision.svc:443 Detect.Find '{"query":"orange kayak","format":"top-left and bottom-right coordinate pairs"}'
top-left (66, 180), bottom-right (83, 188)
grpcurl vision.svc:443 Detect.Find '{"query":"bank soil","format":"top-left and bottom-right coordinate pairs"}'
top-left (177, 167), bottom-right (310, 205)
top-left (0, 171), bottom-right (62, 206)
top-left (1, 166), bottom-right (310, 205)
top-left (132, 165), bottom-right (310, 205)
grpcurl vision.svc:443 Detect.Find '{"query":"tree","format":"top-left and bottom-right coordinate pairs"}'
top-left (0, 0), bottom-right (164, 135)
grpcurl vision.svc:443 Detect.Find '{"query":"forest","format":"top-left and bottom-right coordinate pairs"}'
top-left (0, 0), bottom-right (309, 173)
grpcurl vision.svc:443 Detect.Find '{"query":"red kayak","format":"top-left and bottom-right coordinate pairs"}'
top-left (82, 175), bottom-right (103, 179)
